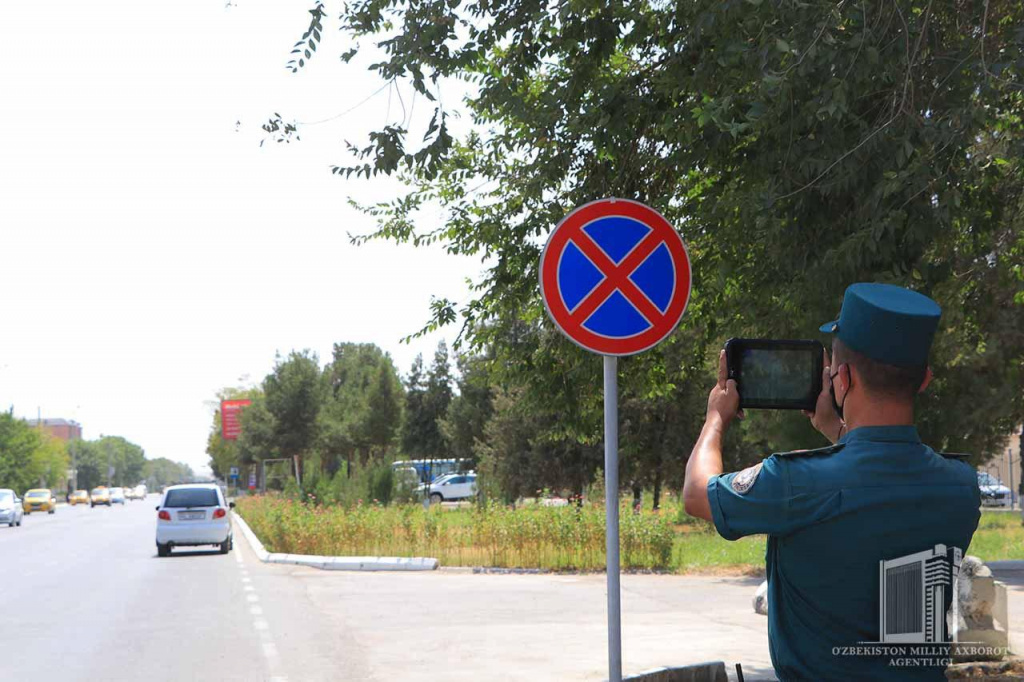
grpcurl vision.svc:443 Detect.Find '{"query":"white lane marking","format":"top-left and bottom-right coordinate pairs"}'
top-left (261, 641), bottom-right (278, 659)
top-left (243, 585), bottom-right (255, 592)
top-left (242, 576), bottom-right (251, 583)
top-left (246, 594), bottom-right (259, 603)
top-left (249, 605), bottom-right (263, 616)
top-left (253, 619), bottom-right (269, 631)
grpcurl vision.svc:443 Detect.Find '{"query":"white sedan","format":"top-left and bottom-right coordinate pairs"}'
top-left (421, 473), bottom-right (477, 504)
top-left (155, 483), bottom-right (234, 556)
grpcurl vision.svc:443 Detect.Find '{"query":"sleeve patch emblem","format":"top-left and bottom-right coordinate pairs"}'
top-left (731, 462), bottom-right (763, 495)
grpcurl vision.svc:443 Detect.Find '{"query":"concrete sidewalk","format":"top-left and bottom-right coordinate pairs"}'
top-left (275, 566), bottom-right (776, 681)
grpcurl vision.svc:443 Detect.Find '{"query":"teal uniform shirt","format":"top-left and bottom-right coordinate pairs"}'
top-left (708, 426), bottom-right (980, 681)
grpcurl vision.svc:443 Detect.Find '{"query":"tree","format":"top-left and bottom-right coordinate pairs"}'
top-left (320, 343), bottom-right (403, 474)
top-left (206, 386), bottom-right (262, 479)
top-left (143, 458), bottom-right (195, 489)
top-left (439, 351), bottom-right (494, 467)
top-left (0, 411), bottom-right (42, 493)
top-left (423, 341), bottom-right (454, 458)
top-left (28, 433), bottom-right (70, 490)
top-left (400, 354), bottom-right (430, 459)
top-left (364, 360), bottom-right (403, 457)
top-left (278, 0), bottom-right (1024, 466)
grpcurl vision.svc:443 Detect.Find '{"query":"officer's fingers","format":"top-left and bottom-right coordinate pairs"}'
top-left (717, 350), bottom-right (727, 389)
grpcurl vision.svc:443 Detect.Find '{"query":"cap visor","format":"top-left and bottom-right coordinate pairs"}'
top-left (819, 320), bottom-right (839, 333)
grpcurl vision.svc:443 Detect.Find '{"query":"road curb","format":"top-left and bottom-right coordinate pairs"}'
top-left (231, 512), bottom-right (439, 572)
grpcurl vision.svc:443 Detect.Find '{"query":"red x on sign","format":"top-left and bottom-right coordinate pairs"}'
top-left (540, 199), bottom-right (691, 356)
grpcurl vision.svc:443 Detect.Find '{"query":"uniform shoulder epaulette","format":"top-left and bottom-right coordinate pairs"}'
top-left (774, 443), bottom-right (846, 458)
top-left (938, 452), bottom-right (971, 461)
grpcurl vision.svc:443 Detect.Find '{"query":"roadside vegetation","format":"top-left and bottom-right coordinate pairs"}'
top-left (238, 494), bottom-right (1023, 575)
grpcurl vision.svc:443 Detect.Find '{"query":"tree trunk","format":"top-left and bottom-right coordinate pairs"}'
top-left (632, 484), bottom-right (642, 514)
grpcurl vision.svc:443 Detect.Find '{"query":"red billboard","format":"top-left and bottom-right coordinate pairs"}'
top-left (221, 399), bottom-right (252, 441)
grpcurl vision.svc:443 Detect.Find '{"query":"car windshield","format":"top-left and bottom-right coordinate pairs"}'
top-left (0, 491), bottom-right (11, 503)
top-left (26, 491), bottom-right (47, 498)
top-left (978, 473), bottom-right (1000, 486)
top-left (163, 489), bottom-right (219, 508)
top-left (91, 489), bottom-right (105, 496)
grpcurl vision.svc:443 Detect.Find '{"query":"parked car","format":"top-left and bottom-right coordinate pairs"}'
top-left (110, 487), bottom-right (126, 505)
top-left (23, 489), bottom-right (56, 514)
top-left (155, 483), bottom-right (234, 557)
top-left (978, 472), bottom-right (1012, 508)
top-left (90, 487), bottom-right (111, 507)
top-left (0, 489), bottom-right (24, 527)
top-left (69, 490), bottom-right (89, 506)
top-left (420, 472), bottom-right (478, 504)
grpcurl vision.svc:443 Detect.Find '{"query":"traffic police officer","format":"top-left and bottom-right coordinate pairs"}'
top-left (683, 283), bottom-right (981, 681)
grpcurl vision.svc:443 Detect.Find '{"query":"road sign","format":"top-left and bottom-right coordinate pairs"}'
top-left (248, 471), bottom-right (256, 490)
top-left (221, 399), bottom-right (252, 441)
top-left (540, 198), bottom-right (691, 356)
top-left (539, 198), bottom-right (692, 682)
top-left (229, 466), bottom-right (239, 478)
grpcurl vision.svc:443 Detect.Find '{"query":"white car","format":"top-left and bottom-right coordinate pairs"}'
top-left (110, 487), bottom-right (126, 505)
top-left (155, 483), bottom-right (234, 556)
top-left (421, 472), bottom-right (477, 504)
top-left (978, 472), bottom-right (1012, 508)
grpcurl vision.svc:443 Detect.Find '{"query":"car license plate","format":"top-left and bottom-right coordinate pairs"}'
top-left (178, 512), bottom-right (204, 520)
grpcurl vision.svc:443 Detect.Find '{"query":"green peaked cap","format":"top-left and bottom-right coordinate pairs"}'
top-left (819, 283), bottom-right (941, 367)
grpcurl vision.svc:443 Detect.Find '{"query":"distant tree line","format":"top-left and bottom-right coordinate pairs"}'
top-left (0, 410), bottom-right (186, 493)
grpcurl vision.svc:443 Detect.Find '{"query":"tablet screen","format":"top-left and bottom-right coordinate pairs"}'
top-left (739, 348), bottom-right (817, 403)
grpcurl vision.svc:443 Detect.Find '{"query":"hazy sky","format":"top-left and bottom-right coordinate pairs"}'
top-left (0, 0), bottom-right (481, 475)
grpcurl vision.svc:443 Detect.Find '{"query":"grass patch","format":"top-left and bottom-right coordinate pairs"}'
top-left (966, 511), bottom-right (1024, 562)
top-left (236, 495), bottom-right (674, 571)
top-left (235, 498), bottom-right (1023, 574)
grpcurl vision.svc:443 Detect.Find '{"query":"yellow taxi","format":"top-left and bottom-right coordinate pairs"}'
top-left (69, 489), bottom-right (89, 506)
top-left (23, 489), bottom-right (57, 514)
top-left (90, 487), bottom-right (111, 507)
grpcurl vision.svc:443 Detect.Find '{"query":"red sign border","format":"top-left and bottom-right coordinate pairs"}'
top-left (539, 198), bottom-right (691, 356)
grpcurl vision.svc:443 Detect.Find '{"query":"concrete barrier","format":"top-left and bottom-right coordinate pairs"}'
top-left (621, 662), bottom-right (728, 682)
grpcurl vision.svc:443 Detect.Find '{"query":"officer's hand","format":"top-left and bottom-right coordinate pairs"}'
top-left (802, 348), bottom-right (844, 443)
top-left (706, 349), bottom-right (743, 428)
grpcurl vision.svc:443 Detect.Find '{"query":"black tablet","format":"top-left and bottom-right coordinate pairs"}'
top-left (725, 338), bottom-right (824, 410)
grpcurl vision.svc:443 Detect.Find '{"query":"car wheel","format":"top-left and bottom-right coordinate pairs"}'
top-left (7, 522), bottom-right (12, 528)
top-left (48, 509), bottom-right (55, 515)
top-left (430, 493), bottom-right (444, 505)
top-left (219, 539), bottom-right (230, 554)
top-left (157, 543), bottom-right (171, 557)
top-left (90, 503), bottom-right (94, 508)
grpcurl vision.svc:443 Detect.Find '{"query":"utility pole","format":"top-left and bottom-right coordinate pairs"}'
top-left (1009, 448), bottom-right (1015, 511)
top-left (104, 437), bottom-right (113, 486)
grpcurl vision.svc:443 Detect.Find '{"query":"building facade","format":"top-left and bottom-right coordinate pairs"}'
top-left (26, 418), bottom-right (83, 442)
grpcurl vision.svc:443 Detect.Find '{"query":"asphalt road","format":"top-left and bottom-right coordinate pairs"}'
top-left (0, 496), bottom-right (363, 682)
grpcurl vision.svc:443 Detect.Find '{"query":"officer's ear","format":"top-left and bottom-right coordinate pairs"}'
top-left (917, 366), bottom-right (933, 394)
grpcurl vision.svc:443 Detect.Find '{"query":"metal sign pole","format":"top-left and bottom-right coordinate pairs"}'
top-left (604, 354), bottom-right (622, 682)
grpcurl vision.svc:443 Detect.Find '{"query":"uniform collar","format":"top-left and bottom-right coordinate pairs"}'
top-left (840, 425), bottom-right (922, 445)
